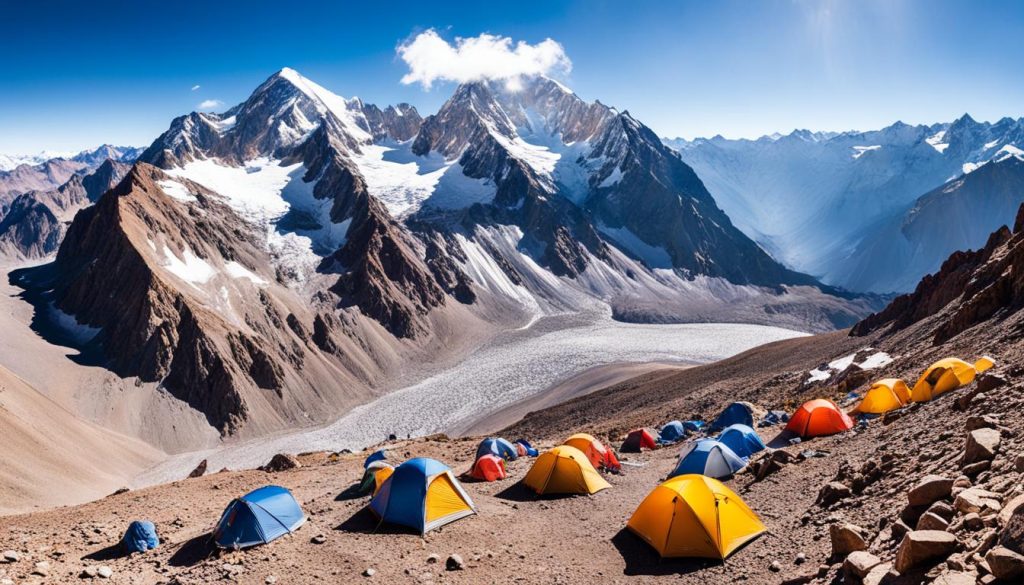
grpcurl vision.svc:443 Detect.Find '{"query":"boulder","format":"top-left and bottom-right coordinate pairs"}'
top-left (908, 475), bottom-right (954, 507)
top-left (961, 460), bottom-right (991, 476)
top-left (916, 511), bottom-right (950, 531)
top-left (1002, 500), bottom-right (1024, 554)
top-left (932, 572), bottom-right (979, 585)
top-left (893, 530), bottom-right (958, 573)
top-left (927, 501), bottom-right (955, 521)
top-left (843, 551), bottom-right (881, 579)
top-left (966, 414), bottom-right (999, 431)
top-left (188, 459), bottom-right (208, 479)
top-left (985, 546), bottom-right (1024, 580)
top-left (975, 373), bottom-right (1007, 393)
top-left (818, 482), bottom-right (852, 508)
top-left (998, 494), bottom-right (1024, 527)
top-left (263, 453), bottom-right (300, 472)
top-left (830, 523), bottom-right (867, 556)
top-left (862, 562), bottom-right (892, 585)
top-left (963, 428), bottom-right (1001, 466)
top-left (891, 519), bottom-right (912, 542)
top-left (954, 488), bottom-right (1002, 515)
top-left (445, 554), bottom-right (465, 571)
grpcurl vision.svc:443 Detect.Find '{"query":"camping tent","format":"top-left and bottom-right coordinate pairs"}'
top-left (855, 379), bottom-right (911, 414)
top-left (214, 486), bottom-right (306, 549)
top-left (659, 421), bottom-right (686, 443)
top-left (364, 449), bottom-right (388, 468)
top-left (621, 428), bottom-right (658, 452)
top-left (476, 438), bottom-right (519, 461)
top-left (627, 474), bottom-right (766, 559)
top-left (716, 424), bottom-right (766, 459)
top-left (911, 357), bottom-right (995, 402)
top-left (563, 433), bottom-right (621, 472)
top-left (370, 458), bottom-right (476, 534)
top-left (122, 520), bottom-right (159, 553)
top-left (710, 402), bottom-right (762, 431)
top-left (515, 439), bottom-right (538, 457)
top-left (785, 399), bottom-right (854, 438)
top-left (468, 454), bottom-right (507, 482)
top-left (523, 445), bottom-right (611, 495)
top-left (670, 439), bottom-right (747, 479)
top-left (357, 461), bottom-right (394, 496)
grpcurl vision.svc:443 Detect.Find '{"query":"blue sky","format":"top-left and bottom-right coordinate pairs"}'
top-left (2, 0), bottom-right (1022, 153)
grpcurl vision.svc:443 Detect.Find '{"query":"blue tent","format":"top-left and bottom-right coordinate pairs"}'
top-left (515, 439), bottom-right (539, 457)
top-left (475, 438), bottom-right (519, 461)
top-left (659, 421), bottom-right (686, 443)
top-left (370, 458), bottom-right (476, 534)
top-left (711, 402), bottom-right (757, 431)
top-left (364, 449), bottom-right (388, 468)
top-left (121, 520), bottom-right (159, 553)
top-left (716, 424), bottom-right (767, 459)
top-left (682, 420), bottom-right (706, 433)
top-left (213, 486), bottom-right (306, 549)
top-left (669, 439), bottom-right (746, 479)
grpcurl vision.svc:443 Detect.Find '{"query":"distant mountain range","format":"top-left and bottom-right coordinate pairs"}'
top-left (10, 68), bottom-right (875, 438)
top-left (666, 115), bottom-right (1024, 293)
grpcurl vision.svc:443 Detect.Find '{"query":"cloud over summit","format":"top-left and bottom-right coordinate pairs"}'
top-left (397, 30), bottom-right (571, 89)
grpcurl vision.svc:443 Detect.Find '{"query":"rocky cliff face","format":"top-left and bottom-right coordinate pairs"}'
top-left (852, 202), bottom-right (1024, 344)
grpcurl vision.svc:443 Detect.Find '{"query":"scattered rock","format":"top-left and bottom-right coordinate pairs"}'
top-left (830, 523), bottom-right (867, 556)
top-left (818, 482), bottom-right (852, 508)
top-left (446, 554), bottom-right (464, 571)
top-left (1, 550), bottom-right (19, 563)
top-left (927, 501), bottom-right (956, 521)
top-left (917, 511), bottom-right (950, 531)
top-left (311, 534), bottom-right (326, 545)
top-left (795, 552), bottom-right (807, 565)
top-left (188, 459), bottom-right (208, 478)
top-left (891, 519), bottom-right (913, 542)
top-left (975, 373), bottom-right (1007, 393)
top-left (963, 428), bottom-right (1001, 466)
top-left (908, 475), bottom-right (954, 506)
top-left (426, 553), bottom-right (440, 564)
top-left (362, 567), bottom-right (376, 577)
top-left (843, 551), bottom-right (881, 578)
top-left (1015, 453), bottom-right (1024, 473)
top-left (97, 566), bottom-right (112, 579)
top-left (998, 494), bottom-right (1024, 528)
top-left (954, 487), bottom-right (1002, 515)
top-left (862, 562), bottom-right (893, 585)
top-left (966, 414), bottom-right (999, 431)
top-left (769, 560), bottom-right (781, 572)
top-left (33, 561), bottom-right (50, 576)
top-left (263, 453), bottom-right (300, 472)
top-left (265, 577), bottom-right (278, 584)
top-left (894, 530), bottom-right (958, 573)
top-left (985, 546), bottom-right (1024, 580)
top-left (932, 572), bottom-right (978, 585)
top-left (81, 566), bottom-right (99, 578)
top-left (962, 460), bottom-right (991, 476)
top-left (963, 512), bottom-right (984, 531)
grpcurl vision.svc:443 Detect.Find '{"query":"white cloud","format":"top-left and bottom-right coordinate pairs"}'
top-left (196, 99), bottom-right (224, 110)
top-left (191, 84), bottom-right (201, 91)
top-left (397, 30), bottom-right (571, 90)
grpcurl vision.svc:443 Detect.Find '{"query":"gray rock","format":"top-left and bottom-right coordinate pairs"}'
top-left (954, 487), bottom-right (1001, 515)
top-left (362, 567), bottom-right (376, 577)
top-left (263, 453), bottom-right (300, 472)
top-left (311, 534), bottom-right (326, 544)
top-left (818, 482), bottom-right (852, 508)
top-left (794, 552), bottom-right (806, 565)
top-left (265, 577), bottom-right (278, 584)
top-left (1, 550), bottom-right (18, 563)
top-left (894, 530), bottom-right (958, 573)
top-left (843, 551), bottom-right (881, 578)
top-left (97, 566), bottom-right (112, 579)
top-left (426, 553), bottom-right (440, 564)
top-left (986, 546), bottom-right (1024, 580)
top-left (33, 561), bottom-right (50, 576)
top-left (908, 475), bottom-right (954, 507)
top-left (830, 523), bottom-right (867, 556)
top-left (81, 565), bottom-right (99, 578)
top-left (446, 554), bottom-right (465, 571)
top-left (963, 428), bottom-right (1001, 466)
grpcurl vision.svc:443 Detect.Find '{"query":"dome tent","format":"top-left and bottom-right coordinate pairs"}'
top-left (357, 461), bottom-right (394, 496)
top-left (716, 424), bottom-right (766, 459)
top-left (627, 475), bottom-right (766, 559)
top-left (214, 486), bottom-right (306, 549)
top-left (122, 520), bottom-right (159, 553)
top-left (475, 437), bottom-right (519, 461)
top-left (785, 399), bottom-right (854, 438)
top-left (911, 357), bottom-right (995, 402)
top-left (855, 379), bottom-right (911, 414)
top-left (370, 458), bottom-right (476, 535)
top-left (523, 445), bottom-right (611, 496)
top-left (515, 439), bottom-right (538, 457)
top-left (658, 421), bottom-right (686, 443)
top-left (710, 402), bottom-right (763, 431)
top-left (670, 438), bottom-right (747, 479)
top-left (563, 433), bottom-right (621, 472)
top-left (468, 454), bottom-right (507, 482)
top-left (364, 449), bottom-right (388, 468)
top-left (621, 428), bottom-right (658, 452)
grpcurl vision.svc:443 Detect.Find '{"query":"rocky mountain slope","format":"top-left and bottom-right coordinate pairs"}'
top-left (0, 145), bottom-right (140, 207)
top-left (667, 115), bottom-right (1024, 293)
top-left (0, 159), bottom-right (130, 259)
top-left (12, 68), bottom-right (876, 444)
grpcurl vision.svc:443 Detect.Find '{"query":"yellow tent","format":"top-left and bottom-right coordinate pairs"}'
top-left (627, 474), bottom-right (765, 560)
top-left (373, 465), bottom-right (394, 495)
top-left (855, 378), bottom-right (911, 414)
top-left (911, 357), bottom-right (995, 402)
top-left (522, 445), bottom-right (611, 495)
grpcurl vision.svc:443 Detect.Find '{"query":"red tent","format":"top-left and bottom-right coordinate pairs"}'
top-left (564, 433), bottom-right (622, 472)
top-left (468, 454), bottom-right (507, 482)
top-left (621, 428), bottom-right (658, 452)
top-left (785, 399), bottom-right (854, 438)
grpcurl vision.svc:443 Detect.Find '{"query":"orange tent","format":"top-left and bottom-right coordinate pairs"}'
top-left (468, 455), bottom-right (507, 482)
top-left (785, 399), bottom-right (853, 438)
top-left (564, 433), bottom-right (621, 472)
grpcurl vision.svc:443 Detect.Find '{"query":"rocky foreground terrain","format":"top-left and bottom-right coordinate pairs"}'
top-left (3, 194), bottom-right (1024, 585)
